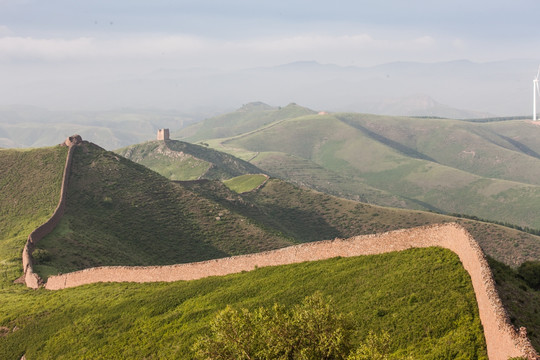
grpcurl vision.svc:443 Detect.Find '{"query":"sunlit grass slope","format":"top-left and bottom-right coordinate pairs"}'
top-left (223, 174), bottom-right (267, 193)
top-left (0, 248), bottom-right (486, 359)
top-left (34, 142), bottom-right (293, 276)
top-left (0, 146), bottom-right (67, 286)
top-left (115, 139), bottom-right (262, 181)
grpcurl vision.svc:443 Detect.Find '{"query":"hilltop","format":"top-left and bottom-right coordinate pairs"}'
top-left (115, 139), bottom-right (263, 181)
top-left (177, 105), bottom-right (540, 229)
top-left (174, 102), bottom-right (317, 143)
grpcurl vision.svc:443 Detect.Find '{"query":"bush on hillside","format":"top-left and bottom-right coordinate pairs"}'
top-left (192, 292), bottom-right (398, 360)
top-left (518, 261), bottom-right (540, 290)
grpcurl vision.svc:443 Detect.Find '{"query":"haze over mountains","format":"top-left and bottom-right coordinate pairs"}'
top-left (2, 59), bottom-right (538, 119)
top-left (2, 58), bottom-right (538, 149)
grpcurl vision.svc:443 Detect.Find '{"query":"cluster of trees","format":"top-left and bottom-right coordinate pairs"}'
top-left (518, 261), bottom-right (540, 290)
top-left (449, 213), bottom-right (540, 236)
top-left (192, 292), bottom-right (399, 360)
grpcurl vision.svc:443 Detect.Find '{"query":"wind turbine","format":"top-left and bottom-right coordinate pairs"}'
top-left (534, 66), bottom-right (540, 121)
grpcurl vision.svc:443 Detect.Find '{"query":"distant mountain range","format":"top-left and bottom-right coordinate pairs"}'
top-left (1, 58), bottom-right (537, 132)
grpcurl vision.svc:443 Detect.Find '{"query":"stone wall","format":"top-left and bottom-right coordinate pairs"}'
top-left (21, 136), bottom-right (80, 289)
top-left (43, 223), bottom-right (538, 359)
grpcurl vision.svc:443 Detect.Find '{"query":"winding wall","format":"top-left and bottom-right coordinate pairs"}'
top-left (21, 135), bottom-right (81, 289)
top-left (43, 223), bottom-right (538, 359)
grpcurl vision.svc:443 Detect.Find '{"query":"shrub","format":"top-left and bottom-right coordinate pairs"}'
top-left (192, 292), bottom-right (354, 360)
top-left (518, 261), bottom-right (540, 290)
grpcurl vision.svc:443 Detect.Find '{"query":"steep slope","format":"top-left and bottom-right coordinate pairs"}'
top-left (33, 141), bottom-right (293, 276)
top-left (183, 178), bottom-right (540, 267)
top-left (115, 139), bottom-right (263, 181)
top-left (0, 146), bottom-right (67, 285)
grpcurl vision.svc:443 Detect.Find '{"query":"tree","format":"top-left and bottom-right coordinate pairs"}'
top-left (192, 292), bottom-right (353, 360)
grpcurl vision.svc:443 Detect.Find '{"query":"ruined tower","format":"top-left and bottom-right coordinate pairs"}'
top-left (157, 128), bottom-right (170, 141)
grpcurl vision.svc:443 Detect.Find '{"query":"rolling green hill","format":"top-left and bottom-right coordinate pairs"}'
top-left (115, 139), bottom-right (263, 181)
top-left (1, 141), bottom-right (539, 354)
top-left (34, 141), bottom-right (292, 276)
top-left (174, 102), bottom-right (317, 143)
top-left (186, 107), bottom-right (540, 229)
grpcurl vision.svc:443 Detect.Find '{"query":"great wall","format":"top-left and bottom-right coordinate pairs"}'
top-left (20, 136), bottom-right (539, 360)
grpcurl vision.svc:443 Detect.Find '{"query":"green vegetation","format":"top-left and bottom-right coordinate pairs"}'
top-left (1, 140), bottom-right (539, 356)
top-left (0, 146), bottom-right (67, 286)
top-left (116, 139), bottom-right (262, 181)
top-left (489, 258), bottom-right (540, 350)
top-left (0, 248), bottom-right (487, 359)
top-left (174, 102), bottom-right (316, 143)
top-left (35, 142), bottom-right (292, 276)
top-left (223, 174), bottom-right (268, 193)
top-left (193, 292), bottom-right (354, 360)
top-left (181, 105), bottom-right (540, 229)
top-left (517, 261), bottom-right (540, 290)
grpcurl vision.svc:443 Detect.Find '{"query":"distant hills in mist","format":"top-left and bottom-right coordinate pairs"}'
top-left (0, 58), bottom-right (537, 121)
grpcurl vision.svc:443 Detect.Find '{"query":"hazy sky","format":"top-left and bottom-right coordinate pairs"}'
top-left (1, 1), bottom-right (539, 110)
top-left (2, 0), bottom-right (539, 68)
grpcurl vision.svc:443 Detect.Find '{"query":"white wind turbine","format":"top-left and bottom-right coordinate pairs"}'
top-left (534, 66), bottom-right (540, 121)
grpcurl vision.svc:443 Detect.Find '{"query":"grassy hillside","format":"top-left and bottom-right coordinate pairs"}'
top-left (174, 102), bottom-right (317, 143)
top-left (0, 248), bottom-right (486, 359)
top-left (0, 146), bottom-right (67, 286)
top-left (489, 257), bottom-right (540, 350)
top-left (199, 112), bottom-right (540, 229)
top-left (178, 178), bottom-right (540, 268)
top-left (115, 139), bottom-right (262, 181)
top-left (0, 141), bottom-right (538, 354)
top-left (33, 142), bottom-right (293, 277)
top-left (223, 174), bottom-right (267, 193)
top-left (337, 114), bottom-right (540, 186)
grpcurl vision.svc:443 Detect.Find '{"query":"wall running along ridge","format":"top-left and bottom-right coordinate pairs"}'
top-left (19, 137), bottom-right (537, 359)
top-left (42, 223), bottom-right (538, 359)
top-left (21, 135), bottom-right (81, 289)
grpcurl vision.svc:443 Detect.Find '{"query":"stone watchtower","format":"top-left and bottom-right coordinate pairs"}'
top-left (157, 128), bottom-right (170, 141)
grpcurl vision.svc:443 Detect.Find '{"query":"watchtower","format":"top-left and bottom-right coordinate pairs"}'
top-left (157, 128), bottom-right (170, 141)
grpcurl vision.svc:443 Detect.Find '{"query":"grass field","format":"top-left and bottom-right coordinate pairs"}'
top-left (223, 174), bottom-right (267, 193)
top-left (0, 248), bottom-right (486, 359)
